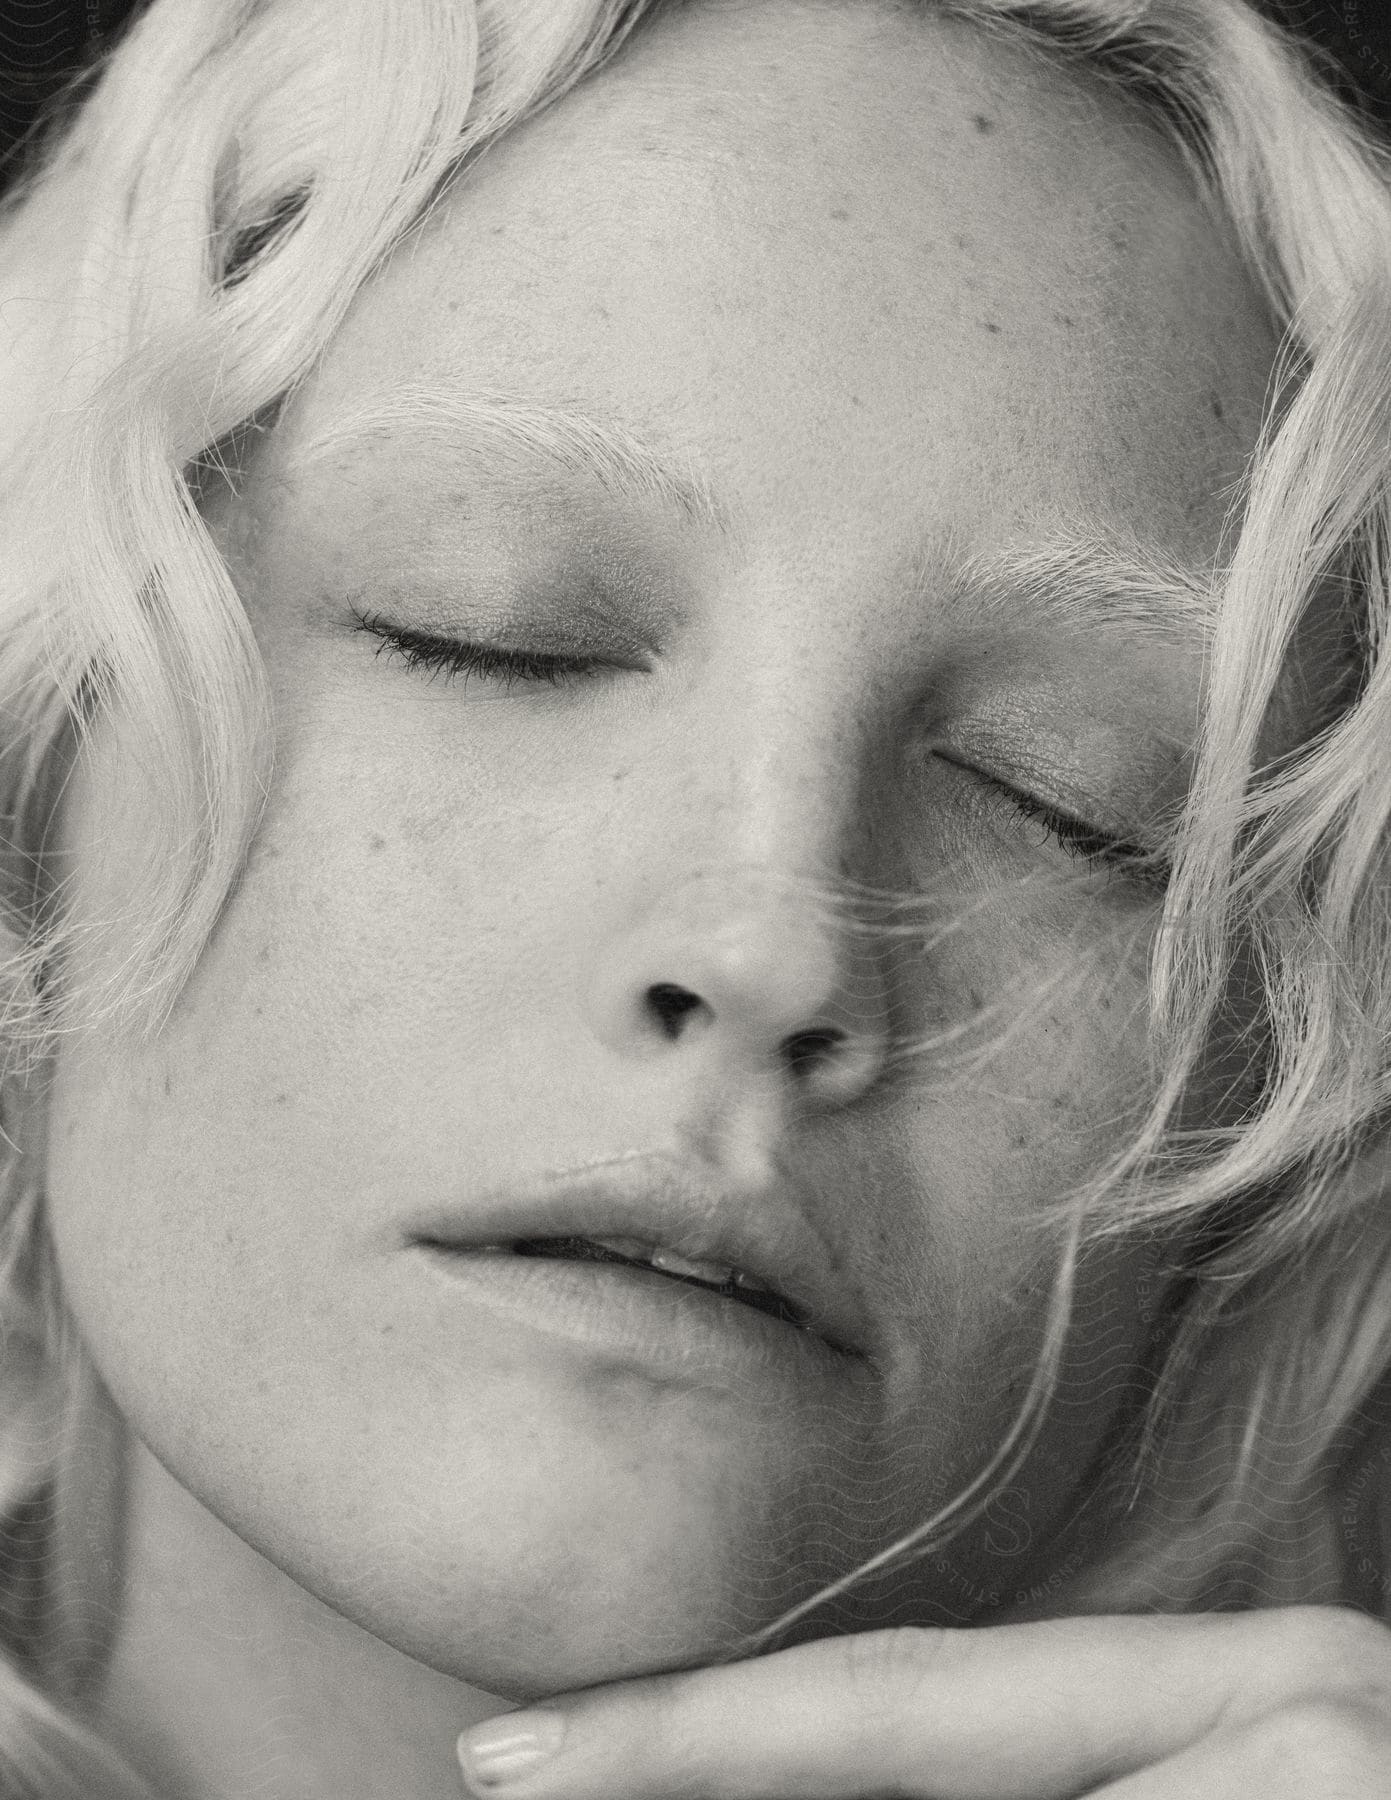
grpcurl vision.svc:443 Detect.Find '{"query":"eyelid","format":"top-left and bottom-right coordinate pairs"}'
top-left (939, 752), bottom-right (1173, 890)
top-left (351, 607), bottom-right (630, 688)
top-left (1002, 783), bottom-right (1172, 887)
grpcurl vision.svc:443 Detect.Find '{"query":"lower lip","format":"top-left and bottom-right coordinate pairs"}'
top-left (409, 1243), bottom-right (849, 1386)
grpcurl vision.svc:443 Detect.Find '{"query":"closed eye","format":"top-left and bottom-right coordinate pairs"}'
top-left (353, 610), bottom-right (613, 690)
top-left (993, 781), bottom-right (1171, 891)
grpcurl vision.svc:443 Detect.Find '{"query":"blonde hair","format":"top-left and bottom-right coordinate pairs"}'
top-left (0, 0), bottom-right (1389, 1788)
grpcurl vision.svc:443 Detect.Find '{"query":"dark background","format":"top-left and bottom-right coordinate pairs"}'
top-left (0, 0), bottom-right (141, 183)
top-left (1, 0), bottom-right (1390, 198)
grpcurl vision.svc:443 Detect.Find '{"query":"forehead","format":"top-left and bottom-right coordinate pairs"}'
top-left (261, 0), bottom-right (1277, 586)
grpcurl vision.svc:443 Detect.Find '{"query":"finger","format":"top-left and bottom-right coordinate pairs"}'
top-left (454, 1607), bottom-right (1391, 1800)
top-left (1090, 1699), bottom-right (1391, 1799)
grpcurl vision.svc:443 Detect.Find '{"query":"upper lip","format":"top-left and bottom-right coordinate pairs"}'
top-left (404, 1156), bottom-right (868, 1358)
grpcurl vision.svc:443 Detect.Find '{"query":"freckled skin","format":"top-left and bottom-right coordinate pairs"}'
top-left (43, 0), bottom-right (1276, 1738)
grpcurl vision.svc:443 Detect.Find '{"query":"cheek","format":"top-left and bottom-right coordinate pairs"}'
top-left (894, 871), bottom-right (1156, 1191)
top-left (862, 881), bottom-right (1156, 1404)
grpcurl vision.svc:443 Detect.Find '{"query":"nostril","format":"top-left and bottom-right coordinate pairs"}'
top-left (645, 981), bottom-right (705, 1039)
top-left (782, 1026), bottom-right (845, 1077)
top-left (640, 988), bottom-right (853, 1075)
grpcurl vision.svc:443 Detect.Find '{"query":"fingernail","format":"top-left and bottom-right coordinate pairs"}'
top-left (456, 1711), bottom-right (567, 1791)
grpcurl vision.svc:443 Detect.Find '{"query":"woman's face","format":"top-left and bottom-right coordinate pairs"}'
top-left (43, 0), bottom-right (1277, 1697)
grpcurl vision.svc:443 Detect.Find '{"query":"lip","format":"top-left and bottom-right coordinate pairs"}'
top-left (411, 1246), bottom-right (862, 1389)
top-left (402, 1156), bottom-right (869, 1359)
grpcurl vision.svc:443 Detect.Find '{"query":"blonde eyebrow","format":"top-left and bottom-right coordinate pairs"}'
top-left (289, 381), bottom-right (729, 533)
top-left (952, 528), bottom-right (1219, 644)
top-left (293, 386), bottom-right (1217, 642)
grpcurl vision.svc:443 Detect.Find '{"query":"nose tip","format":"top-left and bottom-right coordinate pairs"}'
top-left (586, 870), bottom-right (891, 1106)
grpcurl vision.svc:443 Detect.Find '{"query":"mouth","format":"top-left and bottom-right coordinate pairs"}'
top-left (420, 1233), bottom-right (812, 1332)
top-left (403, 1159), bottom-right (867, 1359)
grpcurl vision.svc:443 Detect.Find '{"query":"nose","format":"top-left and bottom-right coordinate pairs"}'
top-left (584, 864), bottom-right (892, 1108)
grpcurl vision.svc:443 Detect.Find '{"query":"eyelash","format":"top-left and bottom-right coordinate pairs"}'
top-left (354, 611), bottom-right (610, 691)
top-left (356, 611), bottom-right (1169, 889)
top-left (1000, 786), bottom-right (1170, 889)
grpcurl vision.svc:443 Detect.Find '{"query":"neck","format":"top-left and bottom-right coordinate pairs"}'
top-left (89, 1423), bottom-right (509, 1800)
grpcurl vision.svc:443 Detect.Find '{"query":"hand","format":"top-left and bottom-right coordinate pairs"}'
top-left (455, 1607), bottom-right (1391, 1797)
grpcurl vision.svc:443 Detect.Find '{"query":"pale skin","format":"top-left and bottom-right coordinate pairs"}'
top-left (27, 2), bottom-right (1391, 1797)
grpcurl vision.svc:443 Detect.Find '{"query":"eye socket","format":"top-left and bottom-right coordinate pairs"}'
top-left (353, 610), bottom-right (612, 691)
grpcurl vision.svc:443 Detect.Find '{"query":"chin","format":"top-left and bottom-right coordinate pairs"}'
top-left (442, 1592), bottom-right (754, 1703)
top-left (203, 1407), bottom-right (795, 1700)
top-left (336, 1522), bottom-right (799, 1702)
